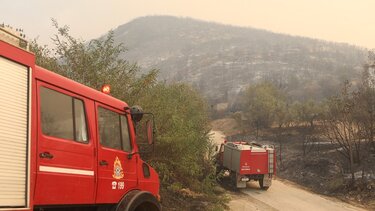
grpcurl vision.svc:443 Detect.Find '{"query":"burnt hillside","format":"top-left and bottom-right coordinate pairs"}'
top-left (111, 16), bottom-right (366, 105)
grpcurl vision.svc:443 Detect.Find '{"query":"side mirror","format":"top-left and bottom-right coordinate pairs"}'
top-left (130, 105), bottom-right (144, 122)
top-left (146, 119), bottom-right (154, 145)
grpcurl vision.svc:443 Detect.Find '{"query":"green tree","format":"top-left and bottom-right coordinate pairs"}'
top-left (294, 99), bottom-right (324, 129)
top-left (137, 83), bottom-right (215, 192)
top-left (241, 82), bottom-right (286, 135)
top-left (274, 100), bottom-right (297, 128)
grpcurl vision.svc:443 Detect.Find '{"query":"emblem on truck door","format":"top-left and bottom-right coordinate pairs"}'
top-left (112, 156), bottom-right (124, 179)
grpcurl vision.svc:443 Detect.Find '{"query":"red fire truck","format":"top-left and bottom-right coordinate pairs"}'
top-left (216, 141), bottom-right (276, 190)
top-left (0, 26), bottom-right (161, 210)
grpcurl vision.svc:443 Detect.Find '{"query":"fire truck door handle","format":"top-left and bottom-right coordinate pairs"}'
top-left (99, 160), bottom-right (108, 166)
top-left (39, 152), bottom-right (54, 159)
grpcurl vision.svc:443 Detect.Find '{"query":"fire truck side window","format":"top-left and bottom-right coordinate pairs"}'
top-left (74, 99), bottom-right (88, 142)
top-left (40, 87), bottom-right (88, 143)
top-left (120, 115), bottom-right (132, 152)
top-left (98, 107), bottom-right (132, 152)
top-left (98, 107), bottom-right (122, 150)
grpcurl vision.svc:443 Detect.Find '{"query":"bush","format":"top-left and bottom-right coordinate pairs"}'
top-left (137, 84), bottom-right (217, 193)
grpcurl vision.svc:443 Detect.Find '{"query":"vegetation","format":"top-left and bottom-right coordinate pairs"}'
top-left (323, 57), bottom-right (375, 182)
top-left (30, 21), bottom-right (226, 210)
top-left (239, 83), bottom-right (328, 131)
top-left (240, 82), bottom-right (286, 135)
top-left (232, 52), bottom-right (375, 209)
top-left (137, 83), bottom-right (215, 191)
top-left (237, 50), bottom-right (375, 186)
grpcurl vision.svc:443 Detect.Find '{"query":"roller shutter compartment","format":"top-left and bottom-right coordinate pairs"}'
top-left (0, 56), bottom-right (29, 208)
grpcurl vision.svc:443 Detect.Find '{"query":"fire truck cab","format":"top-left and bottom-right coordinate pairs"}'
top-left (0, 26), bottom-right (161, 211)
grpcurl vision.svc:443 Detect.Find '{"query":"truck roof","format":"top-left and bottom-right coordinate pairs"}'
top-left (225, 141), bottom-right (273, 152)
top-left (35, 65), bottom-right (129, 111)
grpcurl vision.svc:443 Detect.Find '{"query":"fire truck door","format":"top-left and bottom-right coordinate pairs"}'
top-left (95, 104), bottom-right (138, 203)
top-left (34, 84), bottom-right (95, 205)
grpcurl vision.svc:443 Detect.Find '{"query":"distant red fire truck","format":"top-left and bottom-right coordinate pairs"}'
top-left (216, 140), bottom-right (276, 190)
top-left (0, 26), bottom-right (161, 211)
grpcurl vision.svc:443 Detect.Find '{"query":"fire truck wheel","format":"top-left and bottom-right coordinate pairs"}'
top-left (215, 165), bottom-right (223, 176)
top-left (259, 179), bottom-right (270, 190)
top-left (116, 190), bottom-right (161, 211)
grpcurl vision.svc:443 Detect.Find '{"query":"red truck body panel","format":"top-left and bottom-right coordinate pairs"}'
top-left (239, 151), bottom-right (269, 175)
top-left (220, 141), bottom-right (276, 176)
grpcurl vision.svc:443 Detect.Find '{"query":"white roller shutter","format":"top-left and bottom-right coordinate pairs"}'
top-left (0, 56), bottom-right (29, 208)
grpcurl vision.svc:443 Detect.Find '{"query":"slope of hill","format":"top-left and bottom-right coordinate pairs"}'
top-left (112, 16), bottom-right (367, 105)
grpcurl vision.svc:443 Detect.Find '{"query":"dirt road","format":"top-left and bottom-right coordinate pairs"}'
top-left (209, 130), bottom-right (367, 211)
top-left (229, 180), bottom-right (366, 211)
top-left (210, 130), bottom-right (226, 146)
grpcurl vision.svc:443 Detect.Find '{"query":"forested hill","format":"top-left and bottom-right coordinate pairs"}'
top-left (111, 15), bottom-right (367, 104)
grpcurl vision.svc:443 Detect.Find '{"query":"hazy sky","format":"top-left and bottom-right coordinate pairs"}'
top-left (2, 0), bottom-right (375, 48)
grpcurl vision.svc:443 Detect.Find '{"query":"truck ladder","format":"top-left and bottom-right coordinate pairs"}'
top-left (268, 149), bottom-right (274, 174)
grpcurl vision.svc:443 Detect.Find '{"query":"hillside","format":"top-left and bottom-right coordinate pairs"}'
top-left (112, 16), bottom-right (367, 106)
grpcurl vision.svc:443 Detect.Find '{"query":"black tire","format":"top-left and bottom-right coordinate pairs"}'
top-left (215, 165), bottom-right (222, 175)
top-left (231, 171), bottom-right (237, 187)
top-left (127, 194), bottom-right (160, 211)
top-left (215, 167), bottom-right (224, 183)
top-left (116, 191), bottom-right (161, 211)
top-left (259, 178), bottom-right (269, 190)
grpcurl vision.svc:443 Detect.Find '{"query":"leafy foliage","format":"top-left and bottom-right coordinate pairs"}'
top-left (240, 82), bottom-right (286, 133)
top-left (293, 100), bottom-right (326, 128)
top-left (239, 82), bottom-right (328, 131)
top-left (137, 83), bottom-right (216, 192)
